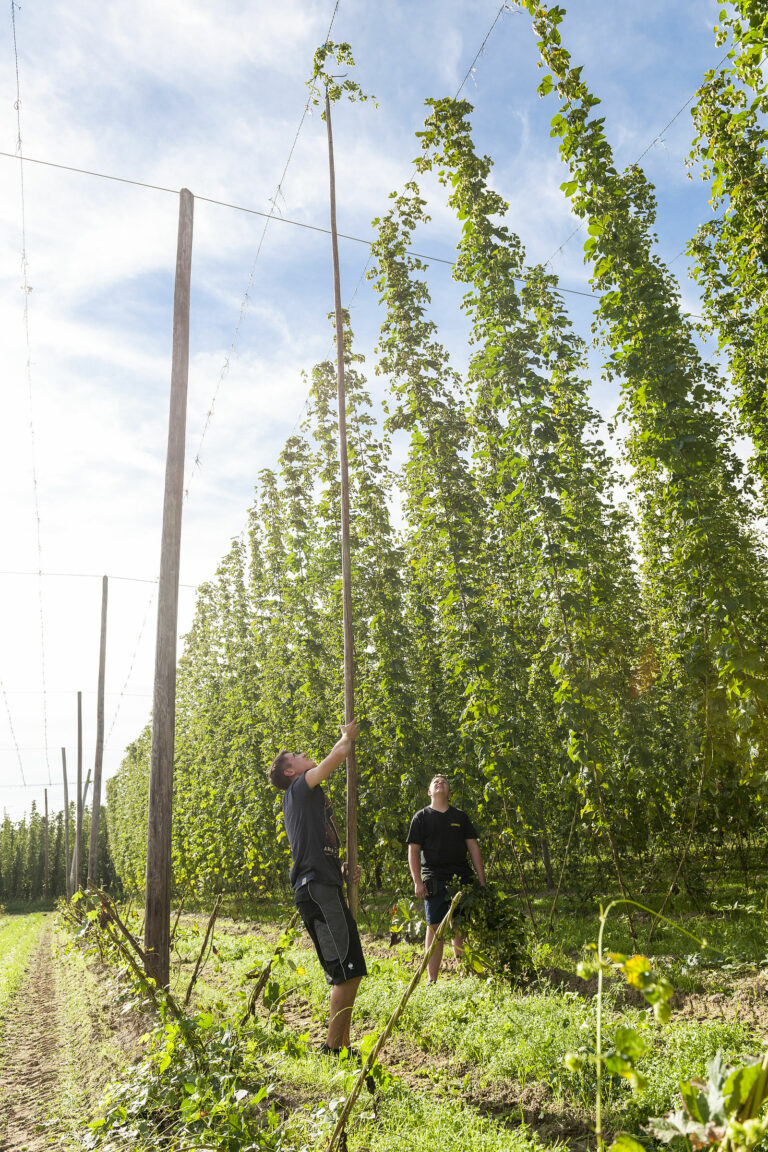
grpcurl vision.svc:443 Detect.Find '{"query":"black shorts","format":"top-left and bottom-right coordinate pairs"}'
top-left (294, 880), bottom-right (367, 986)
top-left (424, 876), bottom-right (468, 926)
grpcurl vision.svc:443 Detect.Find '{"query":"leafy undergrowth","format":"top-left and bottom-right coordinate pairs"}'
top-left (165, 909), bottom-right (760, 1143)
top-left (55, 891), bottom-right (768, 1152)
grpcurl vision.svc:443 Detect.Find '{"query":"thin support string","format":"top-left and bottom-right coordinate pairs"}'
top-left (544, 39), bottom-right (739, 270)
top-left (106, 584), bottom-right (157, 746)
top-left (0, 673), bottom-right (26, 785)
top-left (183, 0), bottom-right (341, 500)
top-left (454, 2), bottom-right (509, 99)
top-left (11, 0), bottom-right (50, 782)
top-left (346, 1), bottom-right (512, 320)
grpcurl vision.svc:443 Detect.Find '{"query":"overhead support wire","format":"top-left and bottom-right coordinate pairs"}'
top-left (10, 0), bottom-right (50, 782)
top-left (184, 0), bottom-right (341, 499)
top-left (0, 149), bottom-right (600, 300)
top-left (0, 673), bottom-right (26, 786)
top-left (0, 568), bottom-right (197, 588)
top-left (543, 39), bottom-right (739, 270)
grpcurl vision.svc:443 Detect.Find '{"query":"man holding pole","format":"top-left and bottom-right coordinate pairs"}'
top-left (407, 774), bottom-right (486, 983)
top-left (269, 721), bottom-right (366, 1054)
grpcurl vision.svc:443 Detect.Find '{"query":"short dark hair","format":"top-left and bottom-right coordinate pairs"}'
top-left (269, 750), bottom-right (293, 790)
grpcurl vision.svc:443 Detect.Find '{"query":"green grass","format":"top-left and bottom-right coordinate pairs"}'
top-left (177, 913), bottom-right (761, 1142)
top-left (234, 1014), bottom-right (555, 1152)
top-left (77, 893), bottom-right (768, 1151)
top-left (0, 912), bottom-right (46, 1016)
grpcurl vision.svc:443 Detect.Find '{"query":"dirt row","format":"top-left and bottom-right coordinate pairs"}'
top-left (0, 922), bottom-right (144, 1152)
top-left (0, 926), bottom-right (64, 1151)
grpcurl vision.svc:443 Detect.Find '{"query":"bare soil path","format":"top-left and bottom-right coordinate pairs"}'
top-left (0, 922), bottom-right (62, 1151)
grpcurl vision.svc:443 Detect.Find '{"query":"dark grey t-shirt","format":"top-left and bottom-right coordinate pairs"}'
top-left (406, 805), bottom-right (478, 882)
top-left (283, 774), bottom-right (343, 890)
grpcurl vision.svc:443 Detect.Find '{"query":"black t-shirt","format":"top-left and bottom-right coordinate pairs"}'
top-left (283, 774), bottom-right (343, 890)
top-left (406, 805), bottom-right (478, 882)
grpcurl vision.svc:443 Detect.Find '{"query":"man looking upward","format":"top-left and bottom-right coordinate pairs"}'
top-left (407, 774), bottom-right (486, 984)
top-left (269, 721), bottom-right (366, 1053)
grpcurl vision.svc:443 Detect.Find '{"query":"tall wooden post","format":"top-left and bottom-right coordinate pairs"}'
top-left (144, 188), bottom-right (194, 988)
top-left (62, 747), bottom-right (71, 902)
top-left (43, 788), bottom-right (49, 899)
top-left (325, 92), bottom-right (358, 916)
top-left (88, 575), bottom-right (108, 886)
top-left (69, 769), bottom-right (91, 896)
top-left (75, 690), bottom-right (82, 893)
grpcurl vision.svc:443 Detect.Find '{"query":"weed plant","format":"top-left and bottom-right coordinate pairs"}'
top-left (617, 1017), bottom-right (754, 1131)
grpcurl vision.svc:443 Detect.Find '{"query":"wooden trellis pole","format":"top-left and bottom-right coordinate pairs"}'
top-left (75, 690), bottom-right (82, 892)
top-left (62, 747), bottom-right (71, 902)
top-left (88, 574), bottom-right (108, 886)
top-left (324, 90), bottom-right (358, 916)
top-left (69, 768), bottom-right (90, 896)
top-left (144, 187), bottom-right (194, 988)
top-left (43, 788), bottom-right (49, 899)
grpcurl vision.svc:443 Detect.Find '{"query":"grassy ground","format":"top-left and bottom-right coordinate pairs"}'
top-left (156, 892), bottom-right (766, 1151)
top-left (0, 911), bottom-right (47, 1017)
top-left (0, 914), bottom-right (139, 1151)
top-left (1, 884), bottom-right (766, 1151)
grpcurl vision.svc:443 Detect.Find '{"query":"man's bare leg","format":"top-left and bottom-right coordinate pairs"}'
top-left (452, 932), bottom-right (465, 969)
top-left (426, 925), bottom-right (444, 983)
top-left (327, 976), bottom-right (362, 1049)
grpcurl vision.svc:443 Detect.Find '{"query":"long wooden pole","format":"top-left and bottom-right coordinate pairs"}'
top-left (144, 188), bottom-right (194, 988)
top-left (69, 769), bottom-right (91, 896)
top-left (43, 788), bottom-right (49, 899)
top-left (324, 92), bottom-right (358, 917)
top-left (88, 575), bottom-right (108, 886)
top-left (62, 747), bottom-right (71, 902)
top-left (75, 690), bottom-right (82, 893)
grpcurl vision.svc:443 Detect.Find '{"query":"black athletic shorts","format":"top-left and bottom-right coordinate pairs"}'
top-left (424, 876), bottom-right (468, 926)
top-left (294, 880), bottom-right (367, 986)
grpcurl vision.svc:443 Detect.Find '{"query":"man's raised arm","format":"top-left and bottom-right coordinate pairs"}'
top-left (304, 720), bottom-right (359, 790)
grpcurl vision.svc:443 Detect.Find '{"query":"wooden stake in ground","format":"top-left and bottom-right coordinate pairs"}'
top-left (75, 690), bottom-right (83, 893)
top-left (324, 89), bottom-right (359, 917)
top-left (184, 894), bottom-right (223, 1007)
top-left (62, 747), bottom-right (71, 902)
top-left (43, 788), bottom-right (49, 899)
top-left (88, 575), bottom-right (108, 886)
top-left (144, 187), bottom-right (194, 989)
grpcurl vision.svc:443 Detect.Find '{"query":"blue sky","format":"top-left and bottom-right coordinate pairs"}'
top-left (0, 0), bottom-right (725, 820)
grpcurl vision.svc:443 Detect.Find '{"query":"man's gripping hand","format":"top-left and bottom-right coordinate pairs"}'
top-left (305, 718), bottom-right (360, 789)
top-left (338, 719), bottom-right (359, 748)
